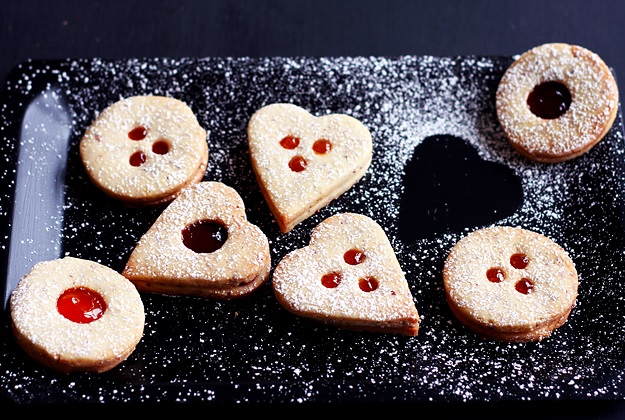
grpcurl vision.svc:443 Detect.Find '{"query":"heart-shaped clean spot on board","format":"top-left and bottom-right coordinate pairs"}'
top-left (398, 135), bottom-right (523, 241)
top-left (247, 103), bottom-right (372, 233)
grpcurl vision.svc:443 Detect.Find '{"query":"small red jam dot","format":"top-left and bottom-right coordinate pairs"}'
top-left (280, 135), bottom-right (300, 149)
top-left (152, 140), bottom-right (169, 155)
top-left (128, 126), bottom-right (148, 140)
top-left (510, 253), bottom-right (529, 269)
top-left (321, 272), bottom-right (342, 288)
top-left (129, 151), bottom-right (146, 167)
top-left (313, 139), bottom-right (332, 154)
top-left (515, 278), bottom-right (535, 294)
top-left (289, 156), bottom-right (308, 172)
top-left (344, 249), bottom-right (366, 265)
top-left (57, 287), bottom-right (107, 324)
top-left (182, 220), bottom-right (228, 253)
top-left (486, 267), bottom-right (505, 283)
top-left (359, 276), bottom-right (379, 292)
top-left (527, 81), bottom-right (571, 119)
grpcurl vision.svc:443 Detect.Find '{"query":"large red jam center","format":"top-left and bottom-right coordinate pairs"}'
top-left (57, 287), bottom-right (107, 324)
top-left (182, 220), bottom-right (228, 253)
top-left (527, 81), bottom-right (571, 119)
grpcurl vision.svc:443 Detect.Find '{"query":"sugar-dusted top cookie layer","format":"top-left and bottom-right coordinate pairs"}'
top-left (248, 103), bottom-right (372, 232)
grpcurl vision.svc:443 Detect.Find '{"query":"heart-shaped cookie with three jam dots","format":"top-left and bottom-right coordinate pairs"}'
top-left (122, 181), bottom-right (271, 300)
top-left (247, 103), bottom-right (373, 233)
top-left (272, 212), bottom-right (420, 336)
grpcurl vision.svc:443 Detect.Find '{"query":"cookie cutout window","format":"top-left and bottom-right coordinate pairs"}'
top-left (129, 151), bottom-right (147, 167)
top-left (128, 126), bottom-right (148, 140)
top-left (515, 278), bottom-right (535, 294)
top-left (280, 135), bottom-right (300, 149)
top-left (359, 276), bottom-right (379, 292)
top-left (321, 272), bottom-right (342, 288)
top-left (510, 253), bottom-right (529, 269)
top-left (289, 156), bottom-right (308, 172)
top-left (527, 81), bottom-right (571, 119)
top-left (313, 139), bottom-right (332, 154)
top-left (344, 249), bottom-right (366, 265)
top-left (182, 220), bottom-right (228, 253)
top-left (57, 287), bottom-right (107, 324)
top-left (486, 267), bottom-right (505, 283)
top-left (152, 140), bottom-right (170, 155)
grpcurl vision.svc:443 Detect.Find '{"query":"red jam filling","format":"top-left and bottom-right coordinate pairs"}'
top-left (57, 287), bottom-right (107, 324)
top-left (280, 135), bottom-right (300, 149)
top-left (344, 249), bottom-right (366, 265)
top-left (486, 267), bottom-right (505, 283)
top-left (313, 139), bottom-right (332, 154)
top-left (289, 156), bottom-right (308, 172)
top-left (321, 272), bottom-right (342, 288)
top-left (527, 81), bottom-right (571, 119)
top-left (182, 220), bottom-right (228, 253)
top-left (510, 253), bottom-right (529, 269)
top-left (128, 126), bottom-right (148, 140)
top-left (359, 276), bottom-right (379, 292)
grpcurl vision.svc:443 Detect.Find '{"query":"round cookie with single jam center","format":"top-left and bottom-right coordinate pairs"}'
top-left (80, 95), bottom-right (209, 206)
top-left (10, 257), bottom-right (145, 373)
top-left (442, 226), bottom-right (578, 342)
top-left (496, 43), bottom-right (619, 163)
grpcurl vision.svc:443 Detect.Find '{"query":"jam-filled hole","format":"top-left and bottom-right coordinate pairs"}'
top-left (128, 126), bottom-right (148, 140)
top-left (152, 140), bottom-right (170, 155)
top-left (289, 156), bottom-right (308, 172)
top-left (129, 151), bottom-right (146, 167)
top-left (359, 276), bottom-right (379, 292)
top-left (313, 139), bottom-right (332, 154)
top-left (182, 220), bottom-right (228, 253)
top-left (57, 287), bottom-right (107, 324)
top-left (321, 272), bottom-right (342, 288)
top-left (486, 267), bottom-right (505, 283)
top-left (510, 253), bottom-right (529, 269)
top-left (515, 278), bottom-right (534, 294)
top-left (344, 249), bottom-right (366, 265)
top-left (527, 81), bottom-right (571, 119)
top-left (280, 135), bottom-right (300, 149)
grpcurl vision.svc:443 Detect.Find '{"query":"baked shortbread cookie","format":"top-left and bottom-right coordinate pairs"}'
top-left (272, 212), bottom-right (420, 336)
top-left (122, 181), bottom-right (271, 299)
top-left (247, 103), bottom-right (373, 233)
top-left (9, 257), bottom-right (145, 373)
top-left (496, 43), bottom-right (619, 163)
top-left (80, 95), bottom-right (209, 206)
top-left (443, 226), bottom-right (578, 342)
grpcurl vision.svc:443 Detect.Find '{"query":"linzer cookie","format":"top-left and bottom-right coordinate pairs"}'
top-left (80, 95), bottom-right (209, 206)
top-left (122, 181), bottom-right (271, 299)
top-left (272, 212), bottom-right (420, 336)
top-left (496, 43), bottom-right (619, 163)
top-left (9, 257), bottom-right (145, 373)
top-left (247, 103), bottom-right (373, 233)
top-left (442, 226), bottom-right (578, 342)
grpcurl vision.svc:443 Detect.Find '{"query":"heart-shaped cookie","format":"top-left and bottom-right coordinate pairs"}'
top-left (122, 181), bottom-right (271, 299)
top-left (247, 103), bottom-right (373, 233)
top-left (272, 212), bottom-right (420, 336)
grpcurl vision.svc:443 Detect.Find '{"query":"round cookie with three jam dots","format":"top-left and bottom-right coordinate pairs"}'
top-left (80, 95), bottom-right (209, 207)
top-left (496, 43), bottom-right (619, 163)
top-left (9, 257), bottom-right (145, 373)
top-left (442, 226), bottom-right (578, 342)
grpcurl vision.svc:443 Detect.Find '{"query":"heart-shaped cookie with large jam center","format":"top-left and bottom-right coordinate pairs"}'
top-left (272, 212), bottom-right (420, 336)
top-left (247, 103), bottom-right (373, 233)
top-left (122, 181), bottom-right (271, 299)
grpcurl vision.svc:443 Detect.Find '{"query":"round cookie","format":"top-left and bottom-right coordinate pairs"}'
top-left (496, 43), bottom-right (619, 163)
top-left (80, 95), bottom-right (209, 206)
top-left (10, 257), bottom-right (145, 373)
top-left (442, 226), bottom-right (578, 342)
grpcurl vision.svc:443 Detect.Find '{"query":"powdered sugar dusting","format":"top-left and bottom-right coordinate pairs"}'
top-left (1, 55), bottom-right (625, 404)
